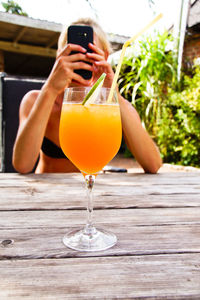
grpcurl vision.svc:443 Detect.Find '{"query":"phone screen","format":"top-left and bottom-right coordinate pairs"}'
top-left (67, 25), bottom-right (93, 80)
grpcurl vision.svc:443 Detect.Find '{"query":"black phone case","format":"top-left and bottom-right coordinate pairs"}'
top-left (67, 25), bottom-right (93, 80)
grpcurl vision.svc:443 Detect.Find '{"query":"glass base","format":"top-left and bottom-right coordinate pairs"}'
top-left (63, 227), bottom-right (117, 252)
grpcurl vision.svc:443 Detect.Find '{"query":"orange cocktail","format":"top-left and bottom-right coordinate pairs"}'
top-left (59, 86), bottom-right (122, 252)
top-left (59, 103), bottom-right (122, 175)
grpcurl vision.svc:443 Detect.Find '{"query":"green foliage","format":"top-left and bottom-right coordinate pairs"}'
top-left (117, 31), bottom-right (177, 137)
top-left (158, 66), bottom-right (200, 167)
top-left (115, 30), bottom-right (200, 167)
top-left (1, 0), bottom-right (28, 16)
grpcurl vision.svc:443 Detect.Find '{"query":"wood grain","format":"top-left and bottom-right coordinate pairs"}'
top-left (0, 254), bottom-right (200, 299)
top-left (0, 172), bottom-right (199, 210)
top-left (0, 172), bottom-right (200, 299)
top-left (0, 208), bottom-right (200, 259)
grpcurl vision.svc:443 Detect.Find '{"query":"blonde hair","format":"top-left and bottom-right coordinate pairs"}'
top-left (58, 18), bottom-right (112, 54)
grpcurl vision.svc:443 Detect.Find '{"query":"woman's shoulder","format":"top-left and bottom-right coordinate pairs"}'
top-left (22, 89), bottom-right (40, 104)
top-left (19, 89), bottom-right (40, 117)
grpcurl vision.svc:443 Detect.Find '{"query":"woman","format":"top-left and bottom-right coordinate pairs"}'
top-left (12, 18), bottom-right (162, 174)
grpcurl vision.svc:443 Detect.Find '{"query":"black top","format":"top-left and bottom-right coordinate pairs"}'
top-left (41, 137), bottom-right (66, 159)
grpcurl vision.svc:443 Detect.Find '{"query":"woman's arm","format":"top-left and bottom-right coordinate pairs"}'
top-left (12, 44), bottom-right (94, 174)
top-left (12, 87), bottom-right (58, 173)
top-left (118, 94), bottom-right (162, 173)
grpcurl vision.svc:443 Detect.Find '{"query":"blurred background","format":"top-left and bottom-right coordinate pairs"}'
top-left (0, 0), bottom-right (184, 77)
top-left (1, 0), bottom-right (200, 171)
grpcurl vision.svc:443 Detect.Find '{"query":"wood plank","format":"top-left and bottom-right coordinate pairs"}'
top-left (46, 32), bottom-right (59, 48)
top-left (0, 172), bottom-right (199, 299)
top-left (1, 172), bottom-right (200, 185)
top-left (0, 254), bottom-right (200, 299)
top-left (0, 40), bottom-right (56, 57)
top-left (0, 173), bottom-right (200, 210)
top-left (13, 26), bottom-right (27, 43)
top-left (1, 206), bottom-right (200, 259)
top-left (1, 207), bottom-right (200, 229)
top-left (0, 11), bottom-right (63, 32)
top-left (1, 225), bottom-right (200, 259)
top-left (1, 193), bottom-right (200, 210)
top-left (0, 49), bottom-right (4, 71)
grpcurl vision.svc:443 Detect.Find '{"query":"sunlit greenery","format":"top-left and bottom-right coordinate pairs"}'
top-left (117, 31), bottom-right (177, 136)
top-left (114, 31), bottom-right (200, 168)
top-left (158, 66), bottom-right (200, 167)
top-left (1, 0), bottom-right (28, 16)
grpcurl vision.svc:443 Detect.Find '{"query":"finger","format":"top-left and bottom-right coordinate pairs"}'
top-left (72, 61), bottom-right (94, 71)
top-left (58, 43), bottom-right (86, 58)
top-left (88, 43), bottom-right (104, 56)
top-left (94, 60), bottom-right (112, 70)
top-left (86, 52), bottom-right (104, 62)
top-left (94, 60), bottom-right (106, 66)
top-left (69, 53), bottom-right (93, 64)
top-left (72, 73), bottom-right (92, 86)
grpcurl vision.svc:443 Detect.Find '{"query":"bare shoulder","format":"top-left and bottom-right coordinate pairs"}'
top-left (19, 90), bottom-right (40, 119)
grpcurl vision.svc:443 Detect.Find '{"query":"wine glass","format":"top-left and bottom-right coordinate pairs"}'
top-left (59, 86), bottom-right (122, 251)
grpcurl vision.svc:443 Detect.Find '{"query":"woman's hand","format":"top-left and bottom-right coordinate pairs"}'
top-left (87, 43), bottom-right (114, 88)
top-left (45, 44), bottom-right (93, 95)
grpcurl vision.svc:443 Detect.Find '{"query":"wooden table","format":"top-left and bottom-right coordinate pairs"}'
top-left (0, 172), bottom-right (200, 299)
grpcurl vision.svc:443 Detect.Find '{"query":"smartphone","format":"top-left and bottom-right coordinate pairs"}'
top-left (67, 25), bottom-right (93, 80)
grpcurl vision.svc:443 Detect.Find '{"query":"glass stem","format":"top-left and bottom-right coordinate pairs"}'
top-left (84, 175), bottom-right (96, 236)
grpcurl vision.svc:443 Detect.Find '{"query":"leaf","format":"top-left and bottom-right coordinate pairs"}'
top-left (131, 82), bottom-right (142, 105)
